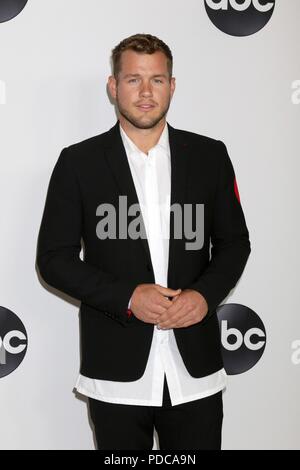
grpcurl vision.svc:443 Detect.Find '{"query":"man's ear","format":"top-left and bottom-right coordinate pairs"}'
top-left (107, 75), bottom-right (117, 100)
top-left (170, 77), bottom-right (176, 99)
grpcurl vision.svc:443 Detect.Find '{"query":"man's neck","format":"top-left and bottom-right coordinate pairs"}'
top-left (119, 117), bottom-right (166, 155)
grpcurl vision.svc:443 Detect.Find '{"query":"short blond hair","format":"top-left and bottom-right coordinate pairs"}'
top-left (111, 33), bottom-right (173, 78)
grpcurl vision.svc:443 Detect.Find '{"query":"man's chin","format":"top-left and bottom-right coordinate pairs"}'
top-left (119, 111), bottom-right (166, 130)
top-left (132, 121), bottom-right (160, 130)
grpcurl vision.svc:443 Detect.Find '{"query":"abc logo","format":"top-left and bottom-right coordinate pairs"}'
top-left (0, 0), bottom-right (28, 24)
top-left (0, 306), bottom-right (28, 378)
top-left (217, 303), bottom-right (266, 375)
top-left (204, 0), bottom-right (275, 37)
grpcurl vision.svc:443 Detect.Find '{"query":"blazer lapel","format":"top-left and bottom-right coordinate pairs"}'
top-left (103, 122), bottom-right (153, 266)
top-left (167, 123), bottom-right (189, 288)
top-left (103, 121), bottom-right (189, 288)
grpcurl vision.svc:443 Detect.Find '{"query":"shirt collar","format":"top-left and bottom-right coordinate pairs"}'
top-left (119, 122), bottom-right (170, 157)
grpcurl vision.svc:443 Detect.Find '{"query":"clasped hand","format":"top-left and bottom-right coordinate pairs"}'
top-left (130, 284), bottom-right (208, 329)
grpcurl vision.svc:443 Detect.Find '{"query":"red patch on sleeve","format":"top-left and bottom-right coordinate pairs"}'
top-left (234, 177), bottom-right (240, 203)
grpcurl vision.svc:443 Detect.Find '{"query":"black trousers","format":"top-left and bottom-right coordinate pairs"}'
top-left (88, 374), bottom-right (223, 450)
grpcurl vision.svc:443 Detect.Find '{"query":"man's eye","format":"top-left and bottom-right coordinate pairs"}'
top-left (154, 79), bottom-right (163, 84)
top-left (128, 78), bottom-right (138, 83)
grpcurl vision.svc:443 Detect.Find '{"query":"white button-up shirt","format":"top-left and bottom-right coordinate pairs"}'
top-left (75, 122), bottom-right (227, 406)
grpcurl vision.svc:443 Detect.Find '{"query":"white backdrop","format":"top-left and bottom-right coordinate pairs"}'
top-left (0, 0), bottom-right (299, 450)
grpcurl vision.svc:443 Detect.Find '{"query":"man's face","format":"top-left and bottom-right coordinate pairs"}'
top-left (108, 50), bottom-right (175, 130)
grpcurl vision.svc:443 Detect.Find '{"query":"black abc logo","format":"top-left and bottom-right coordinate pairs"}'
top-left (0, 0), bottom-right (28, 24)
top-left (0, 306), bottom-right (28, 378)
top-left (204, 0), bottom-right (275, 36)
top-left (217, 303), bottom-right (266, 375)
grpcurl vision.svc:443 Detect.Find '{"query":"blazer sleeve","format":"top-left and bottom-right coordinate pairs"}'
top-left (188, 140), bottom-right (251, 317)
top-left (36, 147), bottom-right (137, 326)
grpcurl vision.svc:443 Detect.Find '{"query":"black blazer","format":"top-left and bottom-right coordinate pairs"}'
top-left (36, 122), bottom-right (251, 381)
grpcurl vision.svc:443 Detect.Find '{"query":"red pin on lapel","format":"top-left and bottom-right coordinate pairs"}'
top-left (234, 177), bottom-right (240, 203)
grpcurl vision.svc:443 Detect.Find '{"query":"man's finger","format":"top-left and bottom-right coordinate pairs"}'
top-left (155, 285), bottom-right (181, 297)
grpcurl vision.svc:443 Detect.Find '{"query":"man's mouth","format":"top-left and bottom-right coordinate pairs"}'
top-left (136, 103), bottom-right (155, 111)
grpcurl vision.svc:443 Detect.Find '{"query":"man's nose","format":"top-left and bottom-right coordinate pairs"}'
top-left (140, 80), bottom-right (153, 96)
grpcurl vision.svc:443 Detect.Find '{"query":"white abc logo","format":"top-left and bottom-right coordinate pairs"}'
top-left (0, 331), bottom-right (27, 354)
top-left (221, 320), bottom-right (266, 351)
top-left (206, 0), bottom-right (274, 12)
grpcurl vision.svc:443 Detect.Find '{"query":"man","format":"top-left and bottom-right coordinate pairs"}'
top-left (36, 33), bottom-right (251, 450)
